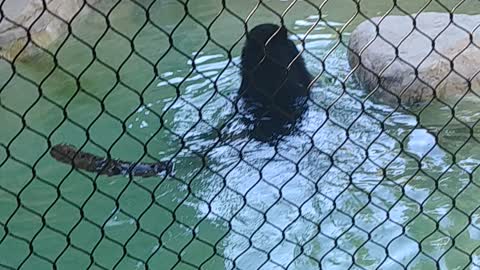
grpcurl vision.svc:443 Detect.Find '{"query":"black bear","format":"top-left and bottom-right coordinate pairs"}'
top-left (49, 23), bottom-right (313, 178)
top-left (238, 23), bottom-right (313, 143)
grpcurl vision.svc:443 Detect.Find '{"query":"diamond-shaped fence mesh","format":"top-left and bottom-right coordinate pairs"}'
top-left (1, 0), bottom-right (480, 269)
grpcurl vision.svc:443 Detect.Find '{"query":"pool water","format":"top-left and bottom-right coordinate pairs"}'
top-left (2, 0), bottom-right (480, 269)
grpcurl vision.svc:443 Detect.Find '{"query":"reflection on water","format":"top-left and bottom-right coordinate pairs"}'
top-left (1, 0), bottom-right (480, 269)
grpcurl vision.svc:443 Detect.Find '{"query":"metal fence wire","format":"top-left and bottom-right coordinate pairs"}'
top-left (1, 0), bottom-right (480, 269)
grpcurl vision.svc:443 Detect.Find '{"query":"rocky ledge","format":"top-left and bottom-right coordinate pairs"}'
top-left (0, 0), bottom-right (98, 61)
top-left (348, 12), bottom-right (480, 106)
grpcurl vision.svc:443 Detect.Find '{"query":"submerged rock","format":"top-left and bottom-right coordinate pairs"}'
top-left (348, 12), bottom-right (480, 106)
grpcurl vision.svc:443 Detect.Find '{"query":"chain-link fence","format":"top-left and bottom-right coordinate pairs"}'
top-left (1, 0), bottom-right (480, 269)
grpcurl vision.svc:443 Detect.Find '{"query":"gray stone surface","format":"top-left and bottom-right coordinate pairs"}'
top-left (0, 0), bottom-right (98, 61)
top-left (348, 12), bottom-right (480, 105)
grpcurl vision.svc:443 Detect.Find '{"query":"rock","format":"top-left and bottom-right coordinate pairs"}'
top-left (348, 12), bottom-right (480, 106)
top-left (0, 0), bottom-right (99, 61)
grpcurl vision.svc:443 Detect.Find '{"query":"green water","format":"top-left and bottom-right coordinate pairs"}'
top-left (2, 0), bottom-right (480, 269)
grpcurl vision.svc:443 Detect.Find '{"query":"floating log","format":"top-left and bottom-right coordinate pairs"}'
top-left (50, 144), bottom-right (173, 178)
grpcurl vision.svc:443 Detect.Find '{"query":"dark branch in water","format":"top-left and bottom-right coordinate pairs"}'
top-left (50, 144), bottom-right (173, 178)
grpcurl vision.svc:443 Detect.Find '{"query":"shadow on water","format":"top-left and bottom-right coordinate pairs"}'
top-left (2, 0), bottom-right (480, 269)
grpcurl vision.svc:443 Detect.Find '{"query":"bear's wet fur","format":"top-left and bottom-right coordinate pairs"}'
top-left (238, 23), bottom-right (312, 143)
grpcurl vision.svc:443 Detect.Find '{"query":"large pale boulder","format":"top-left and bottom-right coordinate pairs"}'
top-left (0, 0), bottom-right (98, 61)
top-left (348, 12), bottom-right (480, 105)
